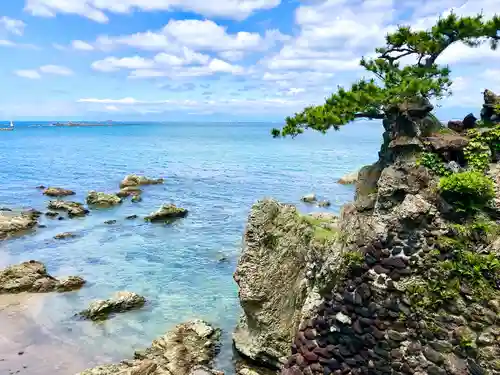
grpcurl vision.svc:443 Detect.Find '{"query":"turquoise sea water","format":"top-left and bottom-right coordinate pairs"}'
top-left (0, 121), bottom-right (382, 373)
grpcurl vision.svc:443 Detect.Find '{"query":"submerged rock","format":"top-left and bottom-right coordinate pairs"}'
top-left (43, 187), bottom-right (75, 197)
top-left (300, 193), bottom-right (316, 203)
top-left (131, 194), bottom-right (143, 203)
top-left (45, 211), bottom-right (59, 218)
top-left (0, 209), bottom-right (40, 239)
top-left (77, 319), bottom-right (221, 375)
top-left (0, 207), bottom-right (12, 211)
top-left (116, 186), bottom-right (143, 198)
top-left (86, 191), bottom-right (122, 207)
top-left (48, 200), bottom-right (89, 217)
top-left (104, 220), bottom-right (117, 225)
top-left (317, 200), bottom-right (331, 207)
top-left (0, 260), bottom-right (85, 294)
top-left (36, 185), bottom-right (46, 190)
top-left (79, 291), bottom-right (146, 321)
top-left (120, 174), bottom-right (164, 189)
top-left (54, 232), bottom-right (77, 240)
top-left (145, 204), bottom-right (188, 222)
top-left (126, 215), bottom-right (138, 220)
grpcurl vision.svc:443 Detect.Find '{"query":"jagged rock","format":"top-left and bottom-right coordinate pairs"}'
top-left (233, 199), bottom-right (344, 368)
top-left (0, 209), bottom-right (40, 239)
top-left (338, 170), bottom-right (359, 185)
top-left (300, 193), bottom-right (316, 203)
top-left (394, 194), bottom-right (434, 221)
top-left (86, 191), bottom-right (122, 207)
top-left (447, 120), bottom-right (464, 133)
top-left (0, 260), bottom-right (85, 294)
top-left (463, 113), bottom-right (477, 129)
top-left (54, 232), bottom-right (77, 240)
top-left (355, 162), bottom-right (382, 201)
top-left (48, 200), bottom-right (89, 217)
top-left (145, 204), bottom-right (188, 222)
top-left (425, 133), bottom-right (469, 155)
top-left (317, 200), bottom-right (331, 207)
top-left (120, 174), bottom-right (164, 189)
top-left (481, 89), bottom-right (500, 123)
top-left (43, 187), bottom-right (75, 197)
top-left (79, 291), bottom-right (146, 321)
top-left (77, 320), bottom-right (221, 375)
top-left (117, 186), bottom-right (143, 198)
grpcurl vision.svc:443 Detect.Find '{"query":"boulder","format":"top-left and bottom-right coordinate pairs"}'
top-left (463, 113), bottom-right (477, 129)
top-left (0, 209), bottom-right (40, 239)
top-left (233, 199), bottom-right (344, 368)
top-left (54, 232), bottom-right (77, 240)
top-left (48, 200), bottom-right (89, 217)
top-left (45, 211), bottom-right (59, 218)
top-left (126, 215), bottom-right (138, 220)
top-left (117, 186), bottom-right (143, 198)
top-left (317, 200), bottom-right (331, 207)
top-left (425, 133), bottom-right (469, 152)
top-left (0, 260), bottom-right (85, 294)
top-left (43, 187), bottom-right (75, 197)
top-left (76, 320), bottom-right (222, 375)
top-left (338, 170), bottom-right (359, 185)
top-left (447, 120), bottom-right (464, 133)
top-left (86, 191), bottom-right (122, 207)
top-left (481, 89), bottom-right (500, 123)
top-left (120, 174), bottom-right (164, 189)
top-left (145, 204), bottom-right (188, 222)
top-left (300, 193), bottom-right (316, 203)
top-left (79, 291), bottom-right (146, 321)
top-left (104, 220), bottom-right (117, 225)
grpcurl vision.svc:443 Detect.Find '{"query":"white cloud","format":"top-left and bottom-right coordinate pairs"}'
top-left (15, 69), bottom-right (42, 79)
top-left (104, 105), bottom-right (119, 111)
top-left (0, 39), bottom-right (15, 47)
top-left (91, 56), bottom-right (155, 72)
top-left (0, 16), bottom-right (26, 36)
top-left (24, 0), bottom-right (281, 22)
top-left (72, 40), bottom-right (94, 51)
top-left (39, 65), bottom-right (74, 76)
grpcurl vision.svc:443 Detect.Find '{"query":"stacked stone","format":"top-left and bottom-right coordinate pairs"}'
top-left (282, 225), bottom-right (498, 375)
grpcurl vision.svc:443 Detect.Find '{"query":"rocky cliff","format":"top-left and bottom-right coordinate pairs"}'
top-left (233, 93), bottom-right (500, 375)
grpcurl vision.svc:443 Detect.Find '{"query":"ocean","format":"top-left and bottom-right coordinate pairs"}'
top-left (0, 121), bottom-right (382, 374)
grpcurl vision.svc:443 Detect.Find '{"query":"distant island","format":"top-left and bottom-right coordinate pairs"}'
top-left (51, 121), bottom-right (114, 127)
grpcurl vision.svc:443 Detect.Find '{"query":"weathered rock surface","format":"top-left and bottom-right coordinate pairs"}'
top-left (0, 260), bottom-right (85, 294)
top-left (86, 191), bottom-right (122, 207)
top-left (77, 320), bottom-right (221, 375)
top-left (300, 193), bottom-right (316, 203)
top-left (79, 291), bottom-right (146, 321)
top-left (338, 170), bottom-right (359, 185)
top-left (43, 187), bottom-right (75, 197)
top-left (233, 199), bottom-right (344, 368)
top-left (117, 186), bottom-right (143, 198)
top-left (120, 174), bottom-right (164, 189)
top-left (48, 200), bottom-right (89, 217)
top-left (0, 209), bottom-right (40, 239)
top-left (145, 204), bottom-right (188, 222)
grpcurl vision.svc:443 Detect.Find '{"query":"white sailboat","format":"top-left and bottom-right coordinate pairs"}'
top-left (1, 121), bottom-right (14, 131)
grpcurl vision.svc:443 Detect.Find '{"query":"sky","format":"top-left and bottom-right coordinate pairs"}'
top-left (0, 0), bottom-right (499, 121)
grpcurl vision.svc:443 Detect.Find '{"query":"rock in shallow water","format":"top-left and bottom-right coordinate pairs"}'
top-left (76, 319), bottom-right (222, 375)
top-left (0, 209), bottom-right (40, 239)
top-left (0, 260), bottom-right (85, 294)
top-left (120, 174), bottom-right (164, 189)
top-left (145, 204), bottom-right (188, 222)
top-left (300, 193), bottom-right (316, 203)
top-left (43, 187), bottom-right (75, 197)
top-left (116, 186), bottom-right (143, 198)
top-left (48, 200), bottom-right (89, 217)
top-left (86, 191), bottom-right (122, 207)
top-left (54, 232), bottom-right (78, 240)
top-left (79, 291), bottom-right (146, 321)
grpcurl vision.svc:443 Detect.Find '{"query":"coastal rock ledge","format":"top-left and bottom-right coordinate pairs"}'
top-left (79, 291), bottom-right (146, 321)
top-left (0, 209), bottom-right (40, 239)
top-left (77, 319), bottom-right (222, 375)
top-left (233, 199), bottom-right (343, 368)
top-left (0, 260), bottom-right (85, 294)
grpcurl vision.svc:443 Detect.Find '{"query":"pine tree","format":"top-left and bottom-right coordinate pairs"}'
top-left (272, 13), bottom-right (500, 138)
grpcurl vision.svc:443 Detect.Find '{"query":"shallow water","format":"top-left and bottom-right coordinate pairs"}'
top-left (0, 121), bottom-right (382, 374)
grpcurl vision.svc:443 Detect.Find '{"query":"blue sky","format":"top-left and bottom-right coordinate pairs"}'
top-left (0, 0), bottom-right (499, 121)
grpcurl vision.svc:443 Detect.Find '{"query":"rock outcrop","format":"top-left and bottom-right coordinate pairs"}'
top-left (117, 186), bottom-right (142, 198)
top-left (481, 89), bottom-right (500, 124)
top-left (86, 191), bottom-right (122, 207)
top-left (300, 194), bottom-right (316, 203)
top-left (48, 200), bottom-right (89, 217)
top-left (79, 291), bottom-right (146, 321)
top-left (145, 204), bottom-right (188, 222)
top-left (43, 187), bottom-right (75, 197)
top-left (0, 260), bottom-right (85, 294)
top-left (77, 320), bottom-right (221, 375)
top-left (338, 170), bottom-right (359, 185)
top-left (120, 174), bottom-right (164, 189)
top-left (54, 232), bottom-right (77, 240)
top-left (0, 209), bottom-right (40, 239)
top-left (233, 199), bottom-right (344, 368)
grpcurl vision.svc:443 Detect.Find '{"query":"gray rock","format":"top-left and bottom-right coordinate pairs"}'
top-left (116, 186), bottom-right (142, 198)
top-left (43, 187), bottom-right (75, 197)
top-left (79, 291), bottom-right (146, 321)
top-left (0, 260), bottom-right (85, 294)
top-left (423, 346), bottom-right (445, 365)
top-left (300, 193), bottom-right (316, 203)
top-left (54, 232), bottom-right (77, 240)
top-left (0, 209), bottom-right (40, 239)
top-left (120, 174), bottom-right (164, 189)
top-left (77, 320), bottom-right (221, 375)
top-left (48, 200), bottom-right (89, 217)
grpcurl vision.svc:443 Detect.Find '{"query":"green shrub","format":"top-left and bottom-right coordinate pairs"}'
top-left (416, 152), bottom-right (451, 176)
top-left (438, 171), bottom-right (495, 212)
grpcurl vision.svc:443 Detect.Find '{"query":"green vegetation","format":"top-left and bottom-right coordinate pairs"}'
top-left (438, 171), bottom-right (495, 213)
top-left (271, 13), bottom-right (500, 138)
top-left (464, 126), bottom-right (500, 171)
top-left (342, 250), bottom-right (365, 270)
top-left (300, 214), bottom-right (340, 243)
top-left (416, 152), bottom-right (451, 176)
